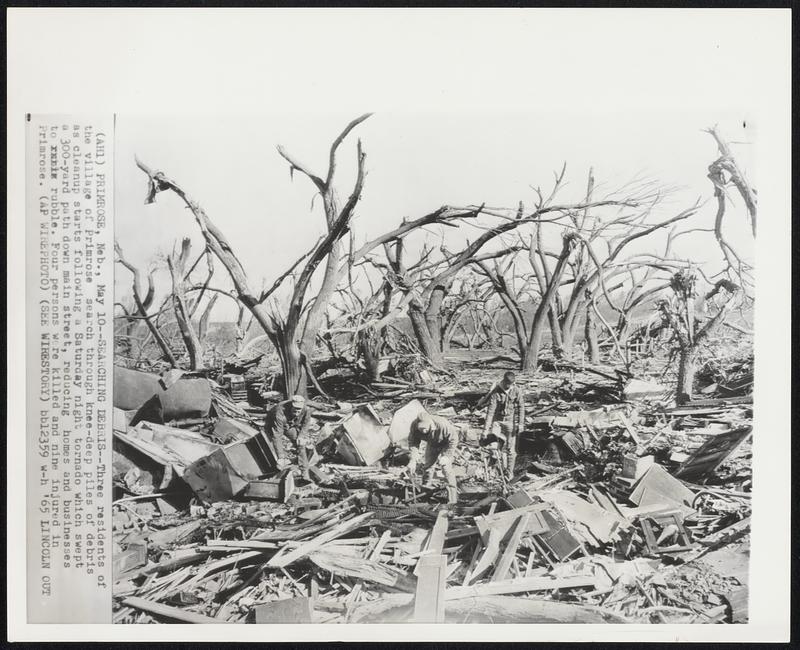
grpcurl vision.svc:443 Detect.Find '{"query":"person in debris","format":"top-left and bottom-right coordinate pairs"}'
top-left (264, 394), bottom-right (313, 480)
top-left (481, 371), bottom-right (526, 474)
top-left (405, 412), bottom-right (460, 505)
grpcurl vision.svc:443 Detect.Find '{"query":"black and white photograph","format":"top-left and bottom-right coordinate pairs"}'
top-left (109, 111), bottom-right (754, 624)
top-left (7, 7), bottom-right (790, 643)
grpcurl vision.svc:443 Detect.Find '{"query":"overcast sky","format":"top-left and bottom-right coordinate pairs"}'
top-left (114, 110), bottom-right (755, 320)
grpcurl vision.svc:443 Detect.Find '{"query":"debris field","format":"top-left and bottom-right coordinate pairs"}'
top-left (111, 357), bottom-right (752, 625)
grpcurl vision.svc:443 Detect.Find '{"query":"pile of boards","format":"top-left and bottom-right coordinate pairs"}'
top-left (111, 365), bottom-right (752, 625)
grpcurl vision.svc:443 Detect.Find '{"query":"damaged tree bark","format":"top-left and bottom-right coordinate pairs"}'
top-left (584, 291), bottom-right (600, 364)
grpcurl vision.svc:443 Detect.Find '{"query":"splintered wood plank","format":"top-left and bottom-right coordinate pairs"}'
top-left (445, 574), bottom-right (597, 600)
top-left (426, 510), bottom-right (450, 556)
top-left (525, 548), bottom-right (536, 576)
top-left (268, 512), bottom-right (373, 568)
top-left (370, 530), bottom-right (393, 559)
top-left (123, 596), bottom-right (231, 624)
top-left (467, 526), bottom-right (503, 584)
top-left (474, 503), bottom-right (549, 539)
top-left (413, 554), bottom-right (447, 623)
top-left (491, 512), bottom-right (531, 582)
top-left (462, 540), bottom-right (483, 586)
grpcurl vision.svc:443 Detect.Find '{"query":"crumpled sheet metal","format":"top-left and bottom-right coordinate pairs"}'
top-left (114, 366), bottom-right (212, 421)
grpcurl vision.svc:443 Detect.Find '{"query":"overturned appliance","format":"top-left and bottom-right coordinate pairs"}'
top-left (114, 366), bottom-right (213, 424)
top-left (334, 405), bottom-right (392, 466)
top-left (113, 415), bottom-right (277, 504)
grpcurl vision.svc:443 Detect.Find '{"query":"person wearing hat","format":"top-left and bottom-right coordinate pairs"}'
top-left (264, 394), bottom-right (313, 479)
top-left (481, 371), bottom-right (525, 474)
top-left (405, 412), bottom-right (461, 504)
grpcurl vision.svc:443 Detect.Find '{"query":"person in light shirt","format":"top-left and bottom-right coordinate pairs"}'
top-left (406, 412), bottom-right (460, 504)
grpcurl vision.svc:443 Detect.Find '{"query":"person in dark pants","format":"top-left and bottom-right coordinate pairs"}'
top-left (481, 371), bottom-right (525, 474)
top-left (264, 394), bottom-right (313, 479)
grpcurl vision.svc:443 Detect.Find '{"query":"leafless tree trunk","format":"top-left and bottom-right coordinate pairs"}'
top-left (115, 241), bottom-right (177, 367)
top-left (167, 238), bottom-right (205, 370)
top-left (706, 126), bottom-right (756, 237)
top-left (521, 232), bottom-right (578, 371)
top-left (584, 297), bottom-right (600, 363)
top-left (357, 326), bottom-right (384, 382)
top-left (659, 271), bottom-right (739, 404)
top-left (197, 293), bottom-right (218, 342)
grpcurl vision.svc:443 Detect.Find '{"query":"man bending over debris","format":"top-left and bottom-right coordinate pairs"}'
top-left (482, 371), bottom-right (525, 474)
top-left (406, 412), bottom-right (460, 505)
top-left (264, 394), bottom-right (313, 480)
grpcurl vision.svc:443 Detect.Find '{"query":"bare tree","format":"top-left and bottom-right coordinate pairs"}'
top-left (136, 116), bottom-right (478, 395)
top-left (658, 270), bottom-right (740, 403)
top-left (366, 188), bottom-right (645, 364)
top-left (136, 115), bottom-right (369, 395)
top-left (532, 171), bottom-right (699, 360)
top-left (115, 241), bottom-right (177, 367)
top-left (477, 230), bottom-right (579, 370)
top-left (471, 167), bottom-right (697, 371)
top-left (649, 128), bottom-right (754, 403)
top-left (706, 126), bottom-right (755, 296)
top-left (439, 271), bottom-right (498, 351)
top-left (166, 237), bottom-right (218, 370)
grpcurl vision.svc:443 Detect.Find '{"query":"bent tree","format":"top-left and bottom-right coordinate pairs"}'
top-left (136, 116), bottom-right (477, 395)
top-left (115, 240), bottom-right (178, 367)
top-left (137, 114), bottom-right (372, 396)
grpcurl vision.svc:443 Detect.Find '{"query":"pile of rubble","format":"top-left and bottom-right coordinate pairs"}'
top-left (111, 363), bottom-right (752, 624)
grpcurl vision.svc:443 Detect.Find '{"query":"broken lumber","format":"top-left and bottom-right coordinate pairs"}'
top-left (267, 511), bottom-right (374, 568)
top-left (491, 512), bottom-right (530, 582)
top-left (446, 574), bottom-right (597, 600)
top-left (122, 596), bottom-right (231, 624)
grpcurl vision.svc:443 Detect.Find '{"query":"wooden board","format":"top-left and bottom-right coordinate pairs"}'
top-left (491, 512), bottom-right (530, 582)
top-left (540, 491), bottom-right (626, 543)
top-left (446, 574), bottom-right (596, 600)
top-left (123, 596), bottom-right (230, 624)
top-left (425, 510), bottom-right (450, 556)
top-left (475, 504), bottom-right (550, 540)
top-left (413, 554), bottom-right (447, 623)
